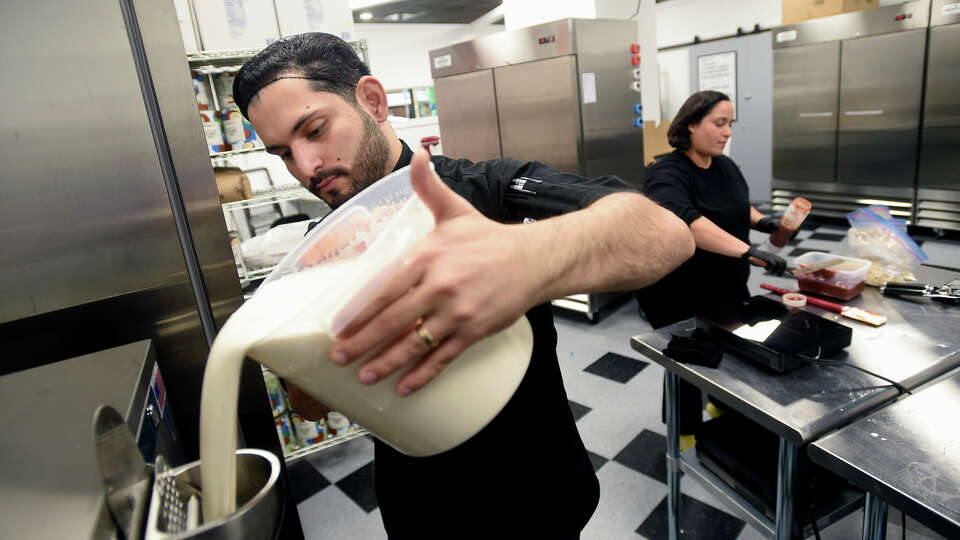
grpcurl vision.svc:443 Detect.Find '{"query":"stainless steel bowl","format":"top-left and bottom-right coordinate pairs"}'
top-left (165, 448), bottom-right (283, 539)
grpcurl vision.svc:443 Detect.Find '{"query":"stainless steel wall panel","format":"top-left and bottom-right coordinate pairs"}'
top-left (494, 55), bottom-right (582, 175)
top-left (772, 42), bottom-right (841, 183)
top-left (572, 19), bottom-right (644, 186)
top-left (0, 0), bottom-right (191, 321)
top-left (434, 70), bottom-right (502, 162)
top-left (133, 0), bottom-right (242, 328)
top-left (773, 0), bottom-right (930, 49)
top-left (918, 24), bottom-right (960, 192)
top-left (429, 19), bottom-right (574, 79)
top-left (837, 29), bottom-right (926, 190)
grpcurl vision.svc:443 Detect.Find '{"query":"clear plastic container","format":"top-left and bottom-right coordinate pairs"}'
top-left (793, 251), bottom-right (871, 301)
top-left (238, 165), bottom-right (534, 457)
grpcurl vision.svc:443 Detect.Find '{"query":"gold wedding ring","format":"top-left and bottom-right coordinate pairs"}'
top-left (416, 323), bottom-right (438, 349)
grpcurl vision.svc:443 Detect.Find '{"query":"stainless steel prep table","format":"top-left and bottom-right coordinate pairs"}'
top-left (630, 265), bottom-right (960, 539)
top-left (809, 368), bottom-right (960, 540)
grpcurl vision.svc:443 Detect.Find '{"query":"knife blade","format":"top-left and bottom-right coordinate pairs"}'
top-left (760, 283), bottom-right (887, 326)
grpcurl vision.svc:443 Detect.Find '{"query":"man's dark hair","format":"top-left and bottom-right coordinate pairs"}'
top-left (667, 90), bottom-right (730, 150)
top-left (233, 32), bottom-right (370, 118)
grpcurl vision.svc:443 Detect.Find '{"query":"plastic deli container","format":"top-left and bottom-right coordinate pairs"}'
top-left (793, 251), bottom-right (871, 301)
top-left (240, 165), bottom-right (534, 457)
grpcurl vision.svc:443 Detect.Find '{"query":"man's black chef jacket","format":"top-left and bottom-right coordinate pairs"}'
top-left (635, 149), bottom-right (751, 329)
top-left (362, 142), bottom-right (634, 537)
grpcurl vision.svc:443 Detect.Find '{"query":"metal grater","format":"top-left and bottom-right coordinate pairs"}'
top-left (153, 455), bottom-right (186, 534)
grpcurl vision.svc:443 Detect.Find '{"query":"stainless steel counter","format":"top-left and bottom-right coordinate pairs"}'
top-left (631, 266), bottom-right (960, 445)
top-left (809, 369), bottom-right (960, 539)
top-left (630, 265), bottom-right (960, 539)
top-left (0, 341), bottom-right (156, 540)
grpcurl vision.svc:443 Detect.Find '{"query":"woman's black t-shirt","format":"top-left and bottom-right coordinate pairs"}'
top-left (635, 150), bottom-right (751, 328)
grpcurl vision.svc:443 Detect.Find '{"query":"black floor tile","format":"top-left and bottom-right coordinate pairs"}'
top-left (583, 352), bottom-right (649, 384)
top-left (613, 429), bottom-right (667, 484)
top-left (787, 247), bottom-right (825, 257)
top-left (568, 399), bottom-right (591, 422)
top-left (637, 493), bottom-right (746, 540)
top-left (807, 232), bottom-right (846, 242)
top-left (336, 460), bottom-right (379, 513)
top-left (586, 450), bottom-right (608, 473)
top-left (287, 460), bottom-right (330, 505)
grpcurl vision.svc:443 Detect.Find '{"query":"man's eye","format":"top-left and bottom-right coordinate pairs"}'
top-left (308, 124), bottom-right (324, 138)
top-left (281, 151), bottom-right (292, 161)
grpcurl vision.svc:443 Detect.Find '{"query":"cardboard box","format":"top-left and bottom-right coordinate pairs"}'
top-left (214, 167), bottom-right (253, 203)
top-left (782, 0), bottom-right (877, 25)
top-left (643, 119), bottom-right (675, 167)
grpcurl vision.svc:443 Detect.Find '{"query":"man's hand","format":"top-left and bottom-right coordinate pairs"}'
top-left (330, 150), bottom-right (541, 397)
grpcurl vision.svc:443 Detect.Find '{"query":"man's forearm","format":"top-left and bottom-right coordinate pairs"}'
top-left (521, 192), bottom-right (695, 303)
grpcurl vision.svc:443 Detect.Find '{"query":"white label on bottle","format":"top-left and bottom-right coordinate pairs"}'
top-left (943, 3), bottom-right (960, 15)
top-left (202, 119), bottom-right (224, 145)
top-left (776, 30), bottom-right (797, 43)
top-left (222, 111), bottom-right (245, 144)
top-left (433, 54), bottom-right (452, 69)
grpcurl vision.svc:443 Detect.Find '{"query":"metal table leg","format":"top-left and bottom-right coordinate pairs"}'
top-left (665, 371), bottom-right (682, 540)
top-left (775, 438), bottom-right (798, 540)
top-left (861, 492), bottom-right (888, 540)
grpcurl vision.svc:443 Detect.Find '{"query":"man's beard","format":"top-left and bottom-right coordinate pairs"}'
top-left (312, 111), bottom-right (391, 209)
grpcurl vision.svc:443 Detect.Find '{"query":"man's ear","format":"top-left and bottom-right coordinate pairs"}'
top-left (355, 75), bottom-right (389, 122)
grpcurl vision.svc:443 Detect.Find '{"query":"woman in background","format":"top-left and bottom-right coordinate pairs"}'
top-left (636, 90), bottom-right (788, 442)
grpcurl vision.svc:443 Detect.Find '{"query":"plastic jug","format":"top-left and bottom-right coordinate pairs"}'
top-left (229, 165), bottom-right (533, 457)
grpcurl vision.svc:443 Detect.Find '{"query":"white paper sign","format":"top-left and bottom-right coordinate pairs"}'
top-left (944, 2), bottom-right (960, 15)
top-left (698, 51), bottom-right (737, 118)
top-left (433, 54), bottom-right (452, 69)
top-left (581, 72), bottom-right (597, 104)
top-left (776, 30), bottom-right (798, 43)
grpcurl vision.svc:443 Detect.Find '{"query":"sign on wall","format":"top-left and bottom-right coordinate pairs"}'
top-left (697, 51), bottom-right (737, 119)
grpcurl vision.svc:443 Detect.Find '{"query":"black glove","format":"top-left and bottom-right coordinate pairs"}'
top-left (742, 246), bottom-right (788, 276)
top-left (754, 216), bottom-right (781, 234)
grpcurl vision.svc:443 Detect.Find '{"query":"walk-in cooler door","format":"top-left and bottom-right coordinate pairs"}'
top-left (493, 55), bottom-right (582, 175)
top-left (434, 69), bottom-right (502, 162)
top-left (772, 41), bottom-right (840, 184)
top-left (837, 29), bottom-right (926, 188)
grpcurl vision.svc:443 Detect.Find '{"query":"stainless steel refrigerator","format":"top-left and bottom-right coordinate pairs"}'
top-left (0, 0), bottom-right (302, 536)
top-left (428, 18), bottom-right (643, 321)
top-left (771, 1), bottom-right (930, 221)
top-left (916, 0), bottom-right (960, 230)
top-left (428, 18), bottom-right (645, 185)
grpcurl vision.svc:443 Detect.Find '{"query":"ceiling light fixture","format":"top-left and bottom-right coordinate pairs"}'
top-left (359, 12), bottom-right (373, 20)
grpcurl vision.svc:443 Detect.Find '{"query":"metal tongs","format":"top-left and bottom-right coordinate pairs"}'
top-left (881, 281), bottom-right (960, 305)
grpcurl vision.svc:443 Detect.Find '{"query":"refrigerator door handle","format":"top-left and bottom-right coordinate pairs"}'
top-left (843, 109), bottom-right (885, 116)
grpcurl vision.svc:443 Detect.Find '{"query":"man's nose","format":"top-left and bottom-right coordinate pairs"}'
top-left (293, 144), bottom-right (324, 179)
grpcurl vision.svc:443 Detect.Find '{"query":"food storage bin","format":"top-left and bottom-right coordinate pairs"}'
top-left (793, 251), bottom-right (871, 301)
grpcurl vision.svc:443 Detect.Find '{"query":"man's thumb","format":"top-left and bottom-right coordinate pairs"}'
top-left (409, 149), bottom-right (474, 222)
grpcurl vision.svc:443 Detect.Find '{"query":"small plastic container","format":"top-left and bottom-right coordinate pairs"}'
top-left (793, 251), bottom-right (871, 301)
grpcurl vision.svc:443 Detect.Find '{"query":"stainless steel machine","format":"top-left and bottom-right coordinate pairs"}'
top-left (916, 0), bottom-right (960, 230)
top-left (771, 1), bottom-right (931, 221)
top-left (0, 0), bottom-right (302, 536)
top-left (429, 18), bottom-right (643, 321)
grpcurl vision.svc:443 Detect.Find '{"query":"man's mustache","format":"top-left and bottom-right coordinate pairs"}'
top-left (309, 167), bottom-right (350, 191)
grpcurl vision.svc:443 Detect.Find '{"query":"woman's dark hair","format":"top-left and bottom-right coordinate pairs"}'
top-left (667, 90), bottom-right (731, 150)
top-left (233, 33), bottom-right (370, 118)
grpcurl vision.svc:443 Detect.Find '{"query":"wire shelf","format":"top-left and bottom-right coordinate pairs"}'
top-left (210, 145), bottom-right (266, 159)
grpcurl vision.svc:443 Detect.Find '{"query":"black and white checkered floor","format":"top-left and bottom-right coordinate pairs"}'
top-left (288, 224), bottom-right (959, 539)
